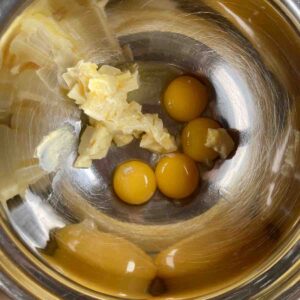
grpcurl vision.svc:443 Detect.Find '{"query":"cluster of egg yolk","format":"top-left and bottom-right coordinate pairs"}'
top-left (113, 75), bottom-right (225, 205)
top-left (164, 76), bottom-right (221, 163)
top-left (113, 154), bottom-right (199, 205)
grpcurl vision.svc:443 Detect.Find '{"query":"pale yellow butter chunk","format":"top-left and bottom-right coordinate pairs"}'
top-left (0, 165), bottom-right (45, 202)
top-left (75, 126), bottom-right (113, 168)
top-left (63, 61), bottom-right (138, 122)
top-left (35, 126), bottom-right (76, 172)
top-left (63, 61), bottom-right (177, 167)
top-left (205, 128), bottom-right (235, 159)
top-left (140, 114), bottom-right (177, 153)
top-left (113, 134), bottom-right (134, 147)
top-left (7, 14), bottom-right (76, 73)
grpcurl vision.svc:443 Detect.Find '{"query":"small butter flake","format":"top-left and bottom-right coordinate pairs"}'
top-left (75, 126), bottom-right (113, 168)
top-left (113, 134), bottom-right (134, 147)
top-left (35, 125), bottom-right (76, 172)
top-left (205, 128), bottom-right (235, 160)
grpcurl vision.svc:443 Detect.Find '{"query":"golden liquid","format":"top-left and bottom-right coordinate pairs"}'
top-left (43, 223), bottom-right (157, 299)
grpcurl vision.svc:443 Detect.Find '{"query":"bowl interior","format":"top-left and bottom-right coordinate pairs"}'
top-left (1, 0), bottom-right (300, 299)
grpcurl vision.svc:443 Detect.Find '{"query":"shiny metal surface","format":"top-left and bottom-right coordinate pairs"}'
top-left (0, 0), bottom-right (299, 299)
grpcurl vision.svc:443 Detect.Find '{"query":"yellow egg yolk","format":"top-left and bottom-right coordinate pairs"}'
top-left (182, 118), bottom-right (220, 163)
top-left (113, 160), bottom-right (157, 205)
top-left (155, 153), bottom-right (199, 199)
top-left (163, 75), bottom-right (208, 122)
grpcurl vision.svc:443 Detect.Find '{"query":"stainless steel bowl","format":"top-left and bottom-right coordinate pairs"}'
top-left (0, 0), bottom-right (299, 299)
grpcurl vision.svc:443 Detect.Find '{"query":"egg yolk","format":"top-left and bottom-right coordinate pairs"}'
top-left (163, 76), bottom-right (208, 122)
top-left (155, 153), bottom-right (199, 199)
top-left (182, 118), bottom-right (220, 163)
top-left (113, 160), bottom-right (156, 205)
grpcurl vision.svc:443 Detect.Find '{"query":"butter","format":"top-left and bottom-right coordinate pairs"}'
top-left (75, 126), bottom-right (112, 169)
top-left (205, 128), bottom-right (234, 159)
top-left (35, 125), bottom-right (76, 172)
top-left (46, 223), bottom-right (157, 299)
top-left (63, 61), bottom-right (177, 168)
top-left (0, 164), bottom-right (45, 202)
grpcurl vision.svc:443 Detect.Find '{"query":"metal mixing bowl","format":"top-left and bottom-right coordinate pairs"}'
top-left (0, 0), bottom-right (299, 299)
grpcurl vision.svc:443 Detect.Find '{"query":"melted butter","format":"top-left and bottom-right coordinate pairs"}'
top-left (154, 224), bottom-right (279, 298)
top-left (43, 223), bottom-right (157, 299)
